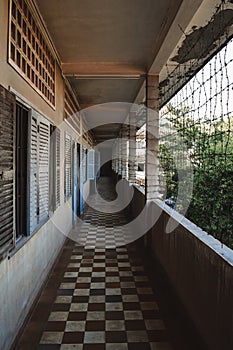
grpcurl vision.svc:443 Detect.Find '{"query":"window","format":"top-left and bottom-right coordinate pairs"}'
top-left (49, 126), bottom-right (61, 212)
top-left (9, 0), bottom-right (55, 106)
top-left (87, 149), bottom-right (95, 180)
top-left (16, 103), bottom-right (28, 239)
top-left (85, 148), bottom-right (88, 181)
top-left (64, 83), bottom-right (80, 134)
top-left (81, 147), bottom-right (87, 183)
top-left (0, 86), bottom-right (16, 259)
top-left (95, 151), bottom-right (100, 179)
top-left (29, 111), bottom-right (50, 234)
top-left (55, 128), bottom-right (61, 209)
top-left (0, 84), bottom-right (61, 259)
top-left (65, 133), bottom-right (72, 200)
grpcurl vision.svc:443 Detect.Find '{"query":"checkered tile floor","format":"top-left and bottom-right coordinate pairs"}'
top-left (16, 178), bottom-right (173, 350)
top-left (69, 178), bottom-right (135, 248)
top-left (38, 245), bottom-right (172, 350)
top-left (71, 211), bottom-right (135, 248)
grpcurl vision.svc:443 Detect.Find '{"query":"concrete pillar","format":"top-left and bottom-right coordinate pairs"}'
top-left (146, 74), bottom-right (160, 200)
top-left (115, 139), bottom-right (119, 173)
top-left (112, 143), bottom-right (116, 172)
top-left (114, 144), bottom-right (117, 173)
top-left (118, 134), bottom-right (122, 175)
top-left (121, 125), bottom-right (128, 179)
top-left (128, 111), bottom-right (137, 185)
top-left (126, 138), bottom-right (129, 180)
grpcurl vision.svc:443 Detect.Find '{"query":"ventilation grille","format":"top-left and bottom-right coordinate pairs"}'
top-left (64, 84), bottom-right (80, 135)
top-left (9, 0), bottom-right (56, 107)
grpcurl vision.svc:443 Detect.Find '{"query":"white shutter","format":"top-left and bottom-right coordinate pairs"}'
top-left (87, 149), bottom-right (95, 180)
top-left (29, 114), bottom-right (38, 234)
top-left (95, 151), bottom-right (100, 178)
top-left (82, 148), bottom-right (87, 182)
top-left (56, 128), bottom-right (61, 208)
top-left (79, 144), bottom-right (84, 215)
top-left (38, 118), bottom-right (50, 222)
top-left (79, 144), bottom-right (83, 185)
top-left (0, 86), bottom-right (15, 258)
top-left (29, 111), bottom-right (50, 233)
top-left (65, 133), bottom-right (72, 200)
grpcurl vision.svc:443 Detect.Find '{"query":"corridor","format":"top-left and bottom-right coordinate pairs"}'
top-left (14, 178), bottom-right (199, 350)
top-left (1, 1), bottom-right (233, 349)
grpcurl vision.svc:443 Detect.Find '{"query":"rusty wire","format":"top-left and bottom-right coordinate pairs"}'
top-left (159, 28), bottom-right (233, 248)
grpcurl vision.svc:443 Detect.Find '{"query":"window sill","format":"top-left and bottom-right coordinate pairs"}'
top-left (8, 217), bottom-right (50, 260)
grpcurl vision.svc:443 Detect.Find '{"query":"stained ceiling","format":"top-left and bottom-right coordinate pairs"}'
top-left (35, 0), bottom-right (203, 142)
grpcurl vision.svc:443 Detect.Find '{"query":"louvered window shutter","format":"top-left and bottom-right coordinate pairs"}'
top-left (95, 151), bottom-right (100, 178)
top-left (55, 128), bottom-right (61, 208)
top-left (29, 112), bottom-right (50, 233)
top-left (79, 144), bottom-right (84, 215)
top-left (87, 149), bottom-right (95, 180)
top-left (82, 147), bottom-right (87, 182)
top-left (29, 114), bottom-right (38, 234)
top-left (38, 117), bottom-right (50, 222)
top-left (65, 133), bottom-right (72, 200)
top-left (0, 86), bottom-right (16, 259)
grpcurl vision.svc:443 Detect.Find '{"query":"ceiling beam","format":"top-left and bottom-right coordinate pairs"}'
top-left (149, 0), bottom-right (204, 74)
top-left (134, 0), bottom-right (204, 105)
top-left (62, 62), bottom-right (146, 76)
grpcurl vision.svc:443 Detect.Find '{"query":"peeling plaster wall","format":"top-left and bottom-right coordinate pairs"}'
top-left (159, 0), bottom-right (233, 107)
top-left (171, 9), bottom-right (233, 64)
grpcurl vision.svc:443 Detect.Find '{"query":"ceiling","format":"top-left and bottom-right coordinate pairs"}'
top-left (35, 0), bottom-right (203, 143)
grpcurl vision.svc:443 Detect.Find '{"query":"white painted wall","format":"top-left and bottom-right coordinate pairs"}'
top-left (0, 200), bottom-right (73, 350)
top-left (83, 179), bottom-right (91, 202)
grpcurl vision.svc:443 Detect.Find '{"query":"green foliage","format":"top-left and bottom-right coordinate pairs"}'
top-left (160, 104), bottom-right (233, 249)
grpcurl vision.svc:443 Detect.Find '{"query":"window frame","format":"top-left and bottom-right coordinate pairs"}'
top-left (64, 132), bottom-right (72, 201)
top-left (49, 125), bottom-right (61, 214)
top-left (15, 102), bottom-right (29, 240)
top-left (28, 109), bottom-right (51, 234)
top-left (0, 86), bottom-right (16, 260)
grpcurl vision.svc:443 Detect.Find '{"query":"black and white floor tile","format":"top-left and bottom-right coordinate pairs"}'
top-left (16, 178), bottom-right (173, 350)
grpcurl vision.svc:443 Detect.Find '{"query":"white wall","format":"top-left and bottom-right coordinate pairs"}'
top-left (83, 179), bottom-right (91, 203)
top-left (0, 200), bottom-right (72, 350)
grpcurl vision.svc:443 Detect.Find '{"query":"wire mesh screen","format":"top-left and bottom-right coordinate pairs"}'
top-left (159, 37), bottom-right (233, 248)
top-left (136, 124), bottom-right (146, 188)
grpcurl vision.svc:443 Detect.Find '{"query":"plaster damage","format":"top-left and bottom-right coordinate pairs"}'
top-left (172, 9), bottom-right (233, 64)
top-left (159, 3), bottom-right (233, 106)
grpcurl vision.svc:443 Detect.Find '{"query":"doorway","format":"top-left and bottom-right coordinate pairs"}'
top-left (72, 142), bottom-right (80, 226)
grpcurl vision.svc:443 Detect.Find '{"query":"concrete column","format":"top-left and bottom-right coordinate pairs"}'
top-left (114, 144), bottom-right (117, 173)
top-left (146, 74), bottom-right (160, 200)
top-left (121, 125), bottom-right (128, 179)
top-left (128, 111), bottom-right (137, 185)
top-left (118, 134), bottom-right (122, 175)
top-left (116, 138), bottom-right (119, 173)
top-left (112, 143), bottom-right (116, 172)
top-left (119, 130), bottom-right (123, 176)
top-left (126, 138), bottom-right (129, 180)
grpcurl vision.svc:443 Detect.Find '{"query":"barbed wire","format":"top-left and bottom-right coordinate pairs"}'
top-left (160, 26), bottom-right (233, 249)
top-left (159, 0), bottom-right (233, 107)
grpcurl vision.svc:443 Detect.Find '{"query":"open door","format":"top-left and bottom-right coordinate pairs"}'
top-left (72, 142), bottom-right (80, 226)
